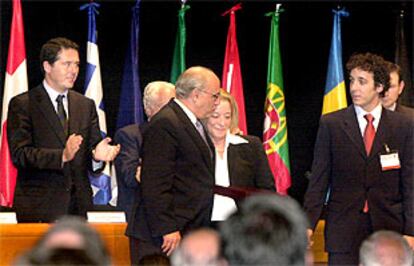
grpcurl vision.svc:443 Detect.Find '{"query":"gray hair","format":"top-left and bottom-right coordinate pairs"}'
top-left (359, 230), bottom-right (413, 266)
top-left (220, 194), bottom-right (309, 266)
top-left (175, 66), bottom-right (216, 99)
top-left (17, 216), bottom-right (111, 266)
top-left (143, 81), bottom-right (175, 114)
top-left (171, 228), bottom-right (223, 266)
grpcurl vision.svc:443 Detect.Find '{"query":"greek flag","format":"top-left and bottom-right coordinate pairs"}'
top-left (81, 2), bottom-right (116, 205)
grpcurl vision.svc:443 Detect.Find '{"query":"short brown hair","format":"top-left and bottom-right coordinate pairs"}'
top-left (40, 37), bottom-right (79, 75)
top-left (387, 62), bottom-right (403, 83)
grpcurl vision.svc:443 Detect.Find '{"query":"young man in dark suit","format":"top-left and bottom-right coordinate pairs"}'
top-left (304, 53), bottom-right (414, 265)
top-left (7, 37), bottom-right (120, 222)
top-left (127, 66), bottom-right (220, 263)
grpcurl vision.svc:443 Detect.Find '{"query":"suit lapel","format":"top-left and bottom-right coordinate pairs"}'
top-left (33, 85), bottom-right (66, 146)
top-left (340, 106), bottom-right (366, 158)
top-left (67, 91), bottom-right (82, 135)
top-left (227, 145), bottom-right (236, 185)
top-left (170, 101), bottom-right (214, 170)
top-left (368, 109), bottom-right (389, 160)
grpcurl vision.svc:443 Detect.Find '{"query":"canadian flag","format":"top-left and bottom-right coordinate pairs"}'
top-left (0, 0), bottom-right (28, 207)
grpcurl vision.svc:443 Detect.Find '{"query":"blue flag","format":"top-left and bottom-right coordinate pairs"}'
top-left (116, 0), bottom-right (144, 129)
top-left (81, 2), bottom-right (114, 205)
top-left (322, 8), bottom-right (348, 115)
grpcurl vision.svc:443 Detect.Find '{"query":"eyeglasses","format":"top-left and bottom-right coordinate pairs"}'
top-left (198, 89), bottom-right (220, 100)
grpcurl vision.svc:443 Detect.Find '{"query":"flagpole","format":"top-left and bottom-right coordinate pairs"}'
top-left (276, 3), bottom-right (282, 12)
top-left (181, 0), bottom-right (187, 8)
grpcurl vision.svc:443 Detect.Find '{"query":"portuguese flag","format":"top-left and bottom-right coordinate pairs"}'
top-left (263, 7), bottom-right (291, 195)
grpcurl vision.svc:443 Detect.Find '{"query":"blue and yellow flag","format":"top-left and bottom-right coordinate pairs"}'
top-left (322, 8), bottom-right (348, 115)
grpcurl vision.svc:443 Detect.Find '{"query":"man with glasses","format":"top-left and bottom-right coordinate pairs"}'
top-left (127, 66), bottom-right (220, 264)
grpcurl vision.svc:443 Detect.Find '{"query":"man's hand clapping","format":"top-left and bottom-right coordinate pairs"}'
top-left (93, 137), bottom-right (121, 162)
top-left (62, 134), bottom-right (83, 163)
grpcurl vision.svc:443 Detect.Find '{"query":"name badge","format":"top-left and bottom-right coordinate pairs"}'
top-left (380, 152), bottom-right (400, 171)
top-left (0, 212), bottom-right (17, 224)
top-left (87, 211), bottom-right (126, 223)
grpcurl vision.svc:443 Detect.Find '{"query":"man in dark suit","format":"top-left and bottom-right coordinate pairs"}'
top-left (7, 37), bottom-right (120, 223)
top-left (381, 62), bottom-right (414, 117)
top-left (304, 53), bottom-right (414, 265)
top-left (127, 66), bottom-right (220, 263)
top-left (114, 81), bottom-right (175, 221)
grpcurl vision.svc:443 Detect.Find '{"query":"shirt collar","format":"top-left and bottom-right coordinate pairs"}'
top-left (354, 103), bottom-right (382, 122)
top-left (174, 98), bottom-right (198, 125)
top-left (387, 103), bottom-right (397, 111)
top-left (43, 80), bottom-right (68, 100)
top-left (227, 132), bottom-right (249, 145)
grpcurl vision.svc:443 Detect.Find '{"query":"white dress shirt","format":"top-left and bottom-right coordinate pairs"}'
top-left (354, 103), bottom-right (382, 137)
top-left (43, 80), bottom-right (69, 118)
top-left (211, 132), bottom-right (248, 221)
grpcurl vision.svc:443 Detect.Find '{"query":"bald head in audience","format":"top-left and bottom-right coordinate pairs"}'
top-left (14, 216), bottom-right (111, 265)
top-left (359, 230), bottom-right (413, 266)
top-left (171, 228), bottom-right (226, 266)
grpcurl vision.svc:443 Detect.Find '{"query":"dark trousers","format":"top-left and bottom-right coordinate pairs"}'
top-left (129, 236), bottom-right (163, 265)
top-left (328, 213), bottom-right (373, 266)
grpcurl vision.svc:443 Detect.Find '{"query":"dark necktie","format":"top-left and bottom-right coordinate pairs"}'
top-left (56, 95), bottom-right (68, 134)
top-left (195, 120), bottom-right (212, 157)
top-left (195, 120), bottom-right (208, 143)
top-left (362, 114), bottom-right (375, 213)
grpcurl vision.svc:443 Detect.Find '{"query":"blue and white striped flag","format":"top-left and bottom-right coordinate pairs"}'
top-left (81, 2), bottom-right (116, 206)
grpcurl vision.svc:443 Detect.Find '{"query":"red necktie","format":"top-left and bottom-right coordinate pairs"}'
top-left (363, 114), bottom-right (375, 155)
top-left (363, 114), bottom-right (375, 213)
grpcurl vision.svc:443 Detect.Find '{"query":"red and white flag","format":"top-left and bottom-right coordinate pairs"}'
top-left (0, 0), bottom-right (28, 207)
top-left (222, 3), bottom-right (247, 134)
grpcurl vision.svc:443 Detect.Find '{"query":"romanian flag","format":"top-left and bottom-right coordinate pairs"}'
top-left (0, 0), bottom-right (28, 207)
top-left (170, 2), bottom-right (190, 84)
top-left (222, 3), bottom-right (247, 134)
top-left (322, 8), bottom-right (348, 115)
top-left (263, 7), bottom-right (290, 195)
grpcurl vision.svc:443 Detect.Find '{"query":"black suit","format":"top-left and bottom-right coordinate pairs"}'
top-left (304, 105), bottom-right (414, 263)
top-left (7, 84), bottom-right (102, 222)
top-left (126, 99), bottom-right (215, 261)
top-left (114, 124), bottom-right (142, 221)
top-left (227, 134), bottom-right (275, 191)
top-left (395, 103), bottom-right (414, 117)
